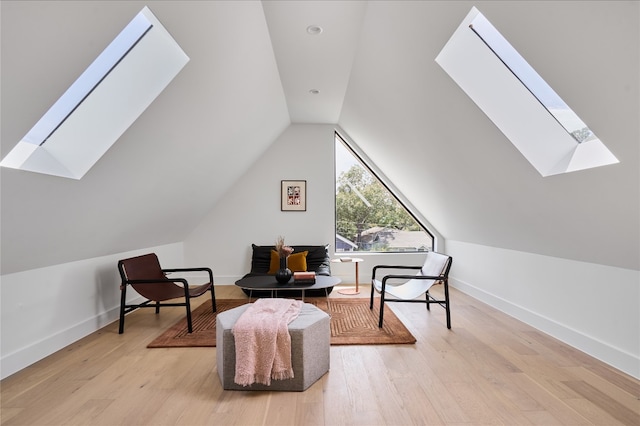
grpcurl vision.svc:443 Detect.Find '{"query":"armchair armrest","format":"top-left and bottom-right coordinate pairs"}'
top-left (161, 268), bottom-right (214, 296)
top-left (162, 267), bottom-right (214, 283)
top-left (125, 278), bottom-right (188, 285)
top-left (380, 274), bottom-right (444, 285)
top-left (372, 264), bottom-right (421, 280)
top-left (120, 277), bottom-right (188, 291)
top-left (162, 266), bottom-right (213, 275)
top-left (163, 267), bottom-right (213, 273)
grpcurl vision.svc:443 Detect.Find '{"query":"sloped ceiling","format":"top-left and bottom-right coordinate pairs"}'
top-left (262, 0), bottom-right (366, 123)
top-left (0, 1), bottom-right (290, 273)
top-left (338, 1), bottom-right (639, 270)
top-left (1, 1), bottom-right (638, 274)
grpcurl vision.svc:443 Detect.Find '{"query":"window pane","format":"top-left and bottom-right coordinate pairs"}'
top-left (335, 133), bottom-right (433, 253)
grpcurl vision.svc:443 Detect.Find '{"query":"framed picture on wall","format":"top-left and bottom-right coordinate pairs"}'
top-left (281, 180), bottom-right (306, 211)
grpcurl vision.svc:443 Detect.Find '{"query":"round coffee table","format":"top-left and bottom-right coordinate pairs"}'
top-left (235, 275), bottom-right (341, 301)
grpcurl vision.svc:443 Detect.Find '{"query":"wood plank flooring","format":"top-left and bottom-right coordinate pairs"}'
top-left (1, 284), bottom-right (638, 425)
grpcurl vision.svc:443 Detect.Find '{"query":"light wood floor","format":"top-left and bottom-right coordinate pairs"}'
top-left (1, 284), bottom-right (639, 425)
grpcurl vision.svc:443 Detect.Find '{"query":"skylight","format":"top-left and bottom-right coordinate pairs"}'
top-left (0, 6), bottom-right (189, 179)
top-left (436, 7), bottom-right (618, 177)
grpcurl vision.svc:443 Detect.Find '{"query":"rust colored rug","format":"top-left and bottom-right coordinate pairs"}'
top-left (147, 298), bottom-right (415, 348)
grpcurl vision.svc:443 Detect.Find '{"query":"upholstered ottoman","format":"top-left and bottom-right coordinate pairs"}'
top-left (216, 302), bottom-right (330, 391)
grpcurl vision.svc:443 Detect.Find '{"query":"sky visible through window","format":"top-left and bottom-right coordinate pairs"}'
top-left (335, 138), bottom-right (359, 176)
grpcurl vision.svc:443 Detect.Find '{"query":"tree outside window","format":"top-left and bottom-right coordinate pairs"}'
top-left (335, 134), bottom-right (433, 253)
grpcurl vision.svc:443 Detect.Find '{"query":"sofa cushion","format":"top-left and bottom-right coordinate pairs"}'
top-left (251, 244), bottom-right (331, 276)
top-left (247, 244), bottom-right (333, 297)
top-left (267, 250), bottom-right (308, 274)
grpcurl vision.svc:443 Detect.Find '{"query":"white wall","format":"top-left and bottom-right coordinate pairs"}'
top-left (3, 123), bottom-right (638, 381)
top-left (186, 123), bottom-right (640, 379)
top-left (447, 240), bottom-right (640, 378)
top-left (185, 124), bottom-right (336, 282)
top-left (0, 242), bottom-right (184, 379)
top-left (184, 123), bottom-right (433, 285)
top-left (0, 124), bottom-right (435, 380)
top-left (1, 0), bottom-right (290, 275)
top-left (339, 0), bottom-right (639, 272)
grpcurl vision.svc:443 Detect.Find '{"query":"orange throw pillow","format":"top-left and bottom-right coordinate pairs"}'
top-left (268, 250), bottom-right (308, 274)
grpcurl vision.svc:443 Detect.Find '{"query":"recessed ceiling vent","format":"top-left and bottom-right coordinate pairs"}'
top-left (1, 6), bottom-right (189, 179)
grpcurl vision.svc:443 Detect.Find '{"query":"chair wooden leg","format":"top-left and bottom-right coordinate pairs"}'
top-left (426, 291), bottom-right (431, 311)
top-left (155, 301), bottom-right (160, 314)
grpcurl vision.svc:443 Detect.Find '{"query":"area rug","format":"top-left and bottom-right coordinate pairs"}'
top-left (147, 298), bottom-right (415, 348)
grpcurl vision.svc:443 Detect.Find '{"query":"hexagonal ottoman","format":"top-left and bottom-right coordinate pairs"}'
top-left (216, 302), bottom-right (330, 391)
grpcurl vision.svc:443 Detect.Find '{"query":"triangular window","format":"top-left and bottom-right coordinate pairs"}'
top-left (335, 132), bottom-right (434, 253)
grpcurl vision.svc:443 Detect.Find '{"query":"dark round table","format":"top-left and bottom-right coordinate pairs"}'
top-left (235, 275), bottom-right (341, 301)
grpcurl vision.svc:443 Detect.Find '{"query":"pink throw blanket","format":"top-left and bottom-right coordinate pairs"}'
top-left (233, 298), bottom-right (303, 386)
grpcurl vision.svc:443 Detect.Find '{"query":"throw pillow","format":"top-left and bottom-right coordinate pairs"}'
top-left (268, 250), bottom-right (308, 274)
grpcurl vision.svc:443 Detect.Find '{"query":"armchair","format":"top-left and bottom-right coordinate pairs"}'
top-left (370, 251), bottom-right (452, 329)
top-left (117, 253), bottom-right (216, 334)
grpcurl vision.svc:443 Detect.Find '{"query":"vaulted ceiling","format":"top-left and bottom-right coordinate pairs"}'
top-left (1, 1), bottom-right (638, 274)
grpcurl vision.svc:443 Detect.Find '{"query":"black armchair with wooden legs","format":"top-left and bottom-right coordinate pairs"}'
top-left (370, 251), bottom-right (453, 329)
top-left (118, 253), bottom-right (216, 334)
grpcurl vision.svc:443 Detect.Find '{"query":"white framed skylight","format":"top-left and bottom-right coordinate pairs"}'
top-left (435, 7), bottom-right (618, 177)
top-left (0, 6), bottom-right (189, 179)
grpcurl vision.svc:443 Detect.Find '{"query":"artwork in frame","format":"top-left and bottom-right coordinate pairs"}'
top-left (281, 180), bottom-right (306, 211)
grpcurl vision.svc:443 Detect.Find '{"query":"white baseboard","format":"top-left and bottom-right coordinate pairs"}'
top-left (0, 296), bottom-right (145, 380)
top-left (213, 275), bottom-right (243, 285)
top-left (5, 276), bottom-right (636, 380)
top-left (451, 276), bottom-right (640, 379)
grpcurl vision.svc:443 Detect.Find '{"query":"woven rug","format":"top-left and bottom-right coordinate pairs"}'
top-left (147, 298), bottom-right (415, 348)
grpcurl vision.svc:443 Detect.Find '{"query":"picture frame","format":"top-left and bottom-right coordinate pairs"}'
top-left (281, 180), bottom-right (306, 211)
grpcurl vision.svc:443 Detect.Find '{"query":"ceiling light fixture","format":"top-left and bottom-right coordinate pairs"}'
top-left (306, 25), bottom-right (323, 35)
top-left (309, 89), bottom-right (320, 95)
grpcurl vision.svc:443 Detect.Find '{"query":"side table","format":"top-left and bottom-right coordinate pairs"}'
top-left (331, 257), bottom-right (363, 295)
